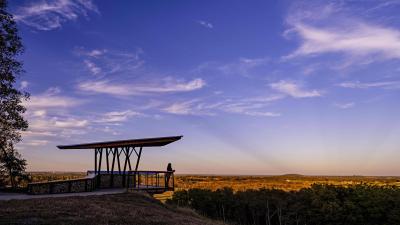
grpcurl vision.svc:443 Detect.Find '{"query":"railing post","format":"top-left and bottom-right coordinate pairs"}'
top-left (172, 172), bottom-right (175, 191)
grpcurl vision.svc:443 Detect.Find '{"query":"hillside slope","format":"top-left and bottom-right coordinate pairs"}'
top-left (0, 192), bottom-right (222, 225)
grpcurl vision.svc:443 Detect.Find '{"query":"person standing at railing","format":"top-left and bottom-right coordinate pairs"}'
top-left (165, 163), bottom-right (173, 188)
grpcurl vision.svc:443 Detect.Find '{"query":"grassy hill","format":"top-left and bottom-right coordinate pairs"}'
top-left (0, 192), bottom-right (222, 225)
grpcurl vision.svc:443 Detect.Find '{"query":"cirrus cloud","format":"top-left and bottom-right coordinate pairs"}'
top-left (14, 0), bottom-right (99, 31)
top-left (77, 78), bottom-right (206, 96)
top-left (270, 80), bottom-right (322, 98)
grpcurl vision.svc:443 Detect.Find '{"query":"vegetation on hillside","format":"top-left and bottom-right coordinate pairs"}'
top-left (168, 184), bottom-right (400, 225)
top-left (175, 174), bottom-right (400, 191)
top-left (0, 192), bottom-right (223, 225)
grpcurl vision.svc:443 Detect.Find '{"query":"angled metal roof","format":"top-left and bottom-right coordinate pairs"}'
top-left (57, 136), bottom-right (183, 149)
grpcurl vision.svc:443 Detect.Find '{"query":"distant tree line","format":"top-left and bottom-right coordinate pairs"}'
top-left (167, 184), bottom-right (400, 225)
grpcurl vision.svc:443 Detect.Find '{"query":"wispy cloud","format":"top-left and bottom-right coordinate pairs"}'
top-left (334, 102), bottom-right (355, 109)
top-left (74, 47), bottom-right (144, 76)
top-left (78, 78), bottom-right (206, 96)
top-left (221, 102), bottom-right (281, 117)
top-left (54, 118), bottom-right (88, 128)
top-left (163, 100), bottom-right (205, 115)
top-left (20, 81), bottom-right (29, 89)
top-left (21, 140), bottom-right (49, 146)
top-left (14, 0), bottom-right (99, 31)
top-left (97, 110), bottom-right (142, 123)
top-left (270, 80), bottom-right (322, 98)
top-left (84, 60), bottom-right (101, 75)
top-left (195, 57), bottom-right (270, 77)
top-left (163, 95), bottom-right (282, 117)
top-left (76, 48), bottom-right (107, 57)
top-left (285, 3), bottom-right (400, 63)
top-left (24, 87), bottom-right (84, 108)
top-left (338, 81), bottom-right (400, 89)
top-left (25, 116), bottom-right (89, 137)
top-left (197, 20), bottom-right (213, 29)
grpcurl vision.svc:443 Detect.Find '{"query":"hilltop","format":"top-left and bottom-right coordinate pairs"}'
top-left (0, 192), bottom-right (221, 225)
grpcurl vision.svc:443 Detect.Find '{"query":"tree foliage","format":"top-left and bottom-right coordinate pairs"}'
top-left (168, 184), bottom-right (400, 225)
top-left (0, 0), bottom-right (29, 189)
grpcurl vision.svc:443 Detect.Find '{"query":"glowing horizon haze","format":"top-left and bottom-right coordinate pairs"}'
top-left (9, 0), bottom-right (400, 176)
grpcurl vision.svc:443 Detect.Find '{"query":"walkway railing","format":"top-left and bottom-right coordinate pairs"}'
top-left (27, 176), bottom-right (96, 195)
top-left (126, 170), bottom-right (175, 193)
top-left (27, 170), bottom-right (174, 194)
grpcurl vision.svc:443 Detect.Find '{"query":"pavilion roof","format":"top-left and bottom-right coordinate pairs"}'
top-left (57, 136), bottom-right (182, 149)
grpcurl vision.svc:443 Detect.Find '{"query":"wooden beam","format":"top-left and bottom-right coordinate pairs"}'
top-left (111, 148), bottom-right (116, 173)
top-left (134, 147), bottom-right (143, 172)
top-left (117, 148), bottom-right (122, 174)
top-left (94, 148), bottom-right (98, 174)
top-left (127, 147), bottom-right (134, 171)
top-left (98, 148), bottom-right (103, 173)
top-left (106, 148), bottom-right (110, 173)
top-left (134, 148), bottom-right (142, 188)
top-left (123, 147), bottom-right (129, 174)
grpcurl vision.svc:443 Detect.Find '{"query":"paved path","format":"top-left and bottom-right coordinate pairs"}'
top-left (0, 188), bottom-right (126, 201)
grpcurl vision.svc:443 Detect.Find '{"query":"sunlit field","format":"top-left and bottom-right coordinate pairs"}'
top-left (28, 172), bottom-right (400, 192)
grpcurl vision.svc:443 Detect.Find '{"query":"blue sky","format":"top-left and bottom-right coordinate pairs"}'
top-left (9, 0), bottom-right (400, 175)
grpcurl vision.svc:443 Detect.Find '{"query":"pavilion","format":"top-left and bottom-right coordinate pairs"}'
top-left (27, 136), bottom-right (182, 195)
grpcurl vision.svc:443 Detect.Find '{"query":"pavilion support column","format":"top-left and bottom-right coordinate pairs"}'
top-left (134, 147), bottom-right (143, 172)
top-left (133, 147), bottom-right (142, 188)
top-left (111, 148), bottom-right (117, 173)
top-left (123, 147), bottom-right (130, 174)
top-left (110, 148), bottom-right (117, 187)
top-left (106, 148), bottom-right (110, 173)
top-left (98, 148), bottom-right (103, 173)
top-left (97, 148), bottom-right (103, 187)
top-left (117, 148), bottom-right (122, 174)
top-left (94, 148), bottom-right (98, 175)
top-left (127, 148), bottom-right (134, 171)
top-left (122, 147), bottom-right (130, 187)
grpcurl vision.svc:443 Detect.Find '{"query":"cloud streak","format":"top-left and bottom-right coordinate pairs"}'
top-left (78, 78), bottom-right (206, 96)
top-left (97, 110), bottom-right (142, 123)
top-left (334, 102), bottom-right (355, 109)
top-left (285, 3), bottom-right (400, 63)
top-left (270, 80), bottom-right (321, 98)
top-left (163, 96), bottom-right (282, 117)
top-left (24, 87), bottom-right (84, 108)
top-left (197, 20), bottom-right (213, 29)
top-left (338, 81), bottom-right (400, 89)
top-left (75, 47), bottom-right (144, 76)
top-left (14, 0), bottom-right (98, 31)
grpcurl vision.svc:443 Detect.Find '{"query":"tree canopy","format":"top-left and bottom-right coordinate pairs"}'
top-left (0, 0), bottom-right (29, 188)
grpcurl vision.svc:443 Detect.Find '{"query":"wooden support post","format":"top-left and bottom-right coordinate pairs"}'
top-left (134, 147), bottom-right (142, 172)
top-left (98, 148), bottom-right (103, 173)
top-left (127, 148), bottom-right (133, 171)
top-left (94, 148), bottom-right (98, 175)
top-left (122, 147), bottom-right (129, 187)
top-left (123, 147), bottom-right (129, 174)
top-left (117, 148), bottom-right (122, 174)
top-left (111, 148), bottom-right (117, 173)
top-left (110, 148), bottom-right (117, 187)
top-left (98, 148), bottom-right (103, 187)
top-left (106, 148), bottom-right (110, 173)
top-left (133, 147), bottom-right (142, 188)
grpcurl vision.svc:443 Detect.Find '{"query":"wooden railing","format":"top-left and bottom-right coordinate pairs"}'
top-left (27, 170), bottom-right (175, 194)
top-left (126, 170), bottom-right (175, 193)
top-left (27, 176), bottom-right (97, 195)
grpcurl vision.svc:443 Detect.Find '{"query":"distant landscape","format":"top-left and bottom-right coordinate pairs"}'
top-left (28, 172), bottom-right (400, 192)
top-left (21, 172), bottom-right (400, 225)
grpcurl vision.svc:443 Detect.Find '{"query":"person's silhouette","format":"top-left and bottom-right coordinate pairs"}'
top-left (165, 163), bottom-right (173, 188)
